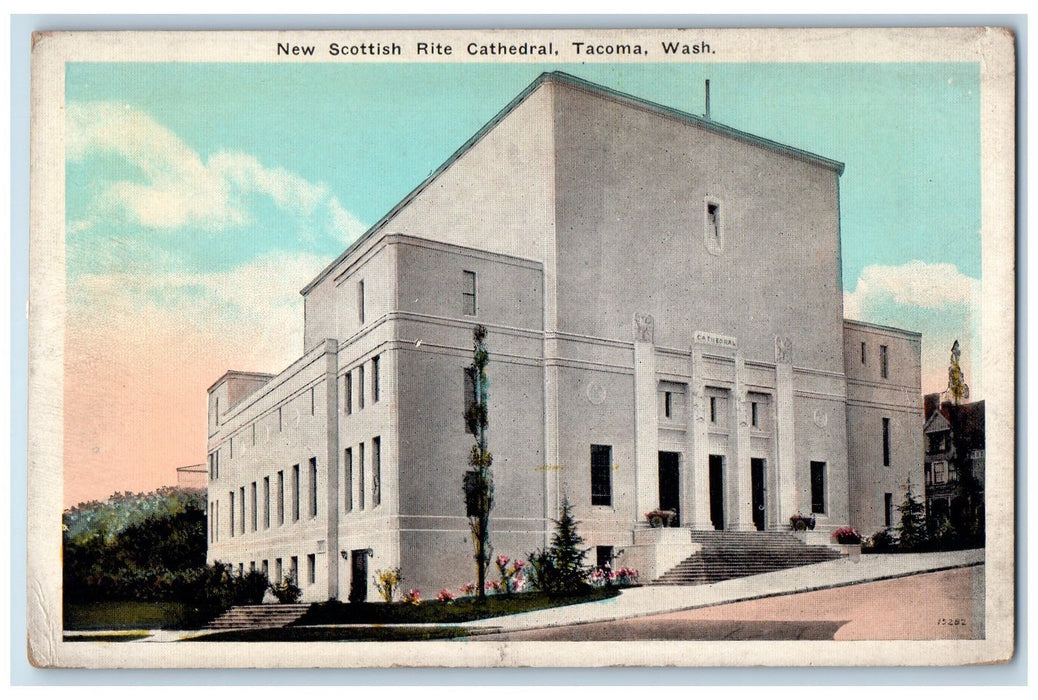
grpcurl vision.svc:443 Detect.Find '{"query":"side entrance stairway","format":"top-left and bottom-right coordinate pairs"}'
top-left (206, 603), bottom-right (311, 630)
top-left (654, 530), bottom-right (844, 585)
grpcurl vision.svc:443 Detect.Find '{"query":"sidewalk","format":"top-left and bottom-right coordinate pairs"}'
top-left (462, 548), bottom-right (984, 633)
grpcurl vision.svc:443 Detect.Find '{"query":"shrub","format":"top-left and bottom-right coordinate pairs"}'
top-left (374, 567), bottom-right (402, 603)
top-left (789, 513), bottom-right (816, 531)
top-left (269, 575), bottom-right (302, 604)
top-left (527, 497), bottom-right (591, 595)
top-left (862, 528), bottom-right (899, 553)
top-left (235, 570), bottom-right (270, 605)
top-left (644, 509), bottom-right (677, 528)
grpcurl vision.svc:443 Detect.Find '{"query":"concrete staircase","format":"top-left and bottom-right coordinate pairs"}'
top-left (653, 530), bottom-right (844, 585)
top-left (206, 603), bottom-right (311, 630)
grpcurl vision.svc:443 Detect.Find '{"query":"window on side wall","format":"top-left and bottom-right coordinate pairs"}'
top-left (810, 461), bottom-right (826, 514)
top-left (591, 445), bottom-right (612, 507)
top-left (880, 344), bottom-right (889, 379)
top-left (463, 270), bottom-right (477, 316)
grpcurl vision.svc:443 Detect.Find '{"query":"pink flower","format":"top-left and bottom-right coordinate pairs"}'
top-left (495, 554), bottom-right (510, 567)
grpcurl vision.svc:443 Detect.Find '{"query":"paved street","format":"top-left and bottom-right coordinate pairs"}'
top-left (473, 565), bottom-right (984, 641)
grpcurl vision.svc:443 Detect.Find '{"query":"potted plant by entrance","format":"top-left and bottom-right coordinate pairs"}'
top-left (832, 526), bottom-right (863, 560)
top-left (789, 513), bottom-right (816, 531)
top-left (644, 509), bottom-right (677, 528)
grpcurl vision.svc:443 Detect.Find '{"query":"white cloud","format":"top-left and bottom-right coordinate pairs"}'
top-left (66, 100), bottom-right (365, 242)
top-left (843, 260), bottom-right (979, 319)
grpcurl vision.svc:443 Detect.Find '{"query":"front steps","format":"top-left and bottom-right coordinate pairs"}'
top-left (653, 530), bottom-right (844, 585)
top-left (206, 603), bottom-right (311, 630)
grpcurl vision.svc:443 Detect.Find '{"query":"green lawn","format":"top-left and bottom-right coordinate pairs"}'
top-left (64, 601), bottom-right (197, 631)
top-left (294, 588), bottom-right (622, 626)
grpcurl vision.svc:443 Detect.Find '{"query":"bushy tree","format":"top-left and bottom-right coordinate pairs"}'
top-left (527, 497), bottom-right (591, 595)
top-left (897, 483), bottom-right (929, 551)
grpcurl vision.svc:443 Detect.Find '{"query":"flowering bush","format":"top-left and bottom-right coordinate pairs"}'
top-left (644, 509), bottom-right (677, 528)
top-left (437, 588), bottom-right (456, 603)
top-left (832, 526), bottom-right (862, 545)
top-left (494, 555), bottom-right (527, 594)
top-left (374, 567), bottom-right (402, 603)
top-left (269, 574), bottom-right (302, 604)
top-left (459, 582), bottom-right (478, 597)
top-left (789, 513), bottom-right (817, 531)
top-left (402, 589), bottom-right (421, 605)
top-left (588, 566), bottom-right (640, 589)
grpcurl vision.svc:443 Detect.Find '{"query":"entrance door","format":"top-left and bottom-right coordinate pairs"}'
top-left (751, 458), bottom-right (766, 531)
top-left (709, 455), bottom-right (725, 530)
top-left (658, 452), bottom-right (681, 526)
top-left (348, 549), bottom-right (368, 603)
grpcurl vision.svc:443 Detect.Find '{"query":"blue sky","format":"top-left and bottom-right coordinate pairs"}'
top-left (63, 61), bottom-right (983, 502)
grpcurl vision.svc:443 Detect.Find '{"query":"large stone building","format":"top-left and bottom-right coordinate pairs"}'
top-left (205, 72), bottom-right (924, 601)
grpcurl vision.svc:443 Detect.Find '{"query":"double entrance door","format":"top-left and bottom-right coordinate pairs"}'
top-left (660, 452), bottom-right (767, 531)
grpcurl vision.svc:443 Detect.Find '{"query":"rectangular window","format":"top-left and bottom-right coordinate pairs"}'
top-left (309, 457), bottom-right (318, 518)
top-left (709, 396), bottom-right (717, 423)
top-left (884, 493), bottom-right (894, 528)
top-left (214, 500), bottom-right (219, 542)
top-left (292, 464), bottom-right (301, 522)
top-left (707, 202), bottom-right (721, 241)
top-left (751, 401), bottom-right (759, 428)
top-left (590, 444), bottom-right (612, 507)
top-left (229, 436), bottom-right (233, 459)
top-left (861, 341), bottom-right (867, 364)
top-left (263, 476), bottom-right (270, 529)
top-left (664, 392), bottom-right (672, 419)
top-left (261, 560), bottom-right (268, 577)
top-left (358, 443), bottom-right (366, 510)
top-left (310, 387), bottom-right (315, 416)
top-left (880, 344), bottom-right (889, 379)
top-left (208, 502), bottom-right (213, 543)
top-left (214, 396), bottom-right (220, 426)
top-left (275, 558), bottom-right (283, 584)
top-left (358, 365), bottom-right (365, 409)
top-left (278, 406), bottom-right (283, 432)
top-left (229, 491), bottom-right (235, 537)
top-left (372, 355), bottom-right (380, 403)
top-left (810, 461), bottom-right (827, 514)
top-left (344, 447), bottom-right (353, 512)
top-left (345, 372), bottom-right (353, 415)
top-left (208, 453), bottom-right (214, 479)
top-left (249, 561), bottom-right (255, 572)
top-left (926, 464), bottom-right (933, 485)
top-left (252, 423), bottom-right (256, 446)
top-left (307, 554), bottom-right (316, 585)
top-left (463, 270), bottom-right (477, 316)
top-left (250, 481), bottom-right (257, 532)
top-left (290, 556), bottom-right (299, 584)
top-left (214, 450), bottom-right (219, 479)
top-left (372, 437), bottom-right (381, 507)
top-left (596, 545), bottom-right (614, 570)
top-left (357, 280), bottom-right (365, 324)
top-left (277, 470), bottom-right (285, 525)
top-left (464, 367), bottom-right (477, 434)
top-left (882, 417), bottom-right (891, 467)
top-left (934, 461), bottom-right (947, 484)
top-left (239, 486), bottom-right (245, 534)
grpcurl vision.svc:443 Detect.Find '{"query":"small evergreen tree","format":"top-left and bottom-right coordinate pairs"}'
top-left (897, 481), bottom-right (928, 551)
top-left (527, 497), bottom-right (591, 595)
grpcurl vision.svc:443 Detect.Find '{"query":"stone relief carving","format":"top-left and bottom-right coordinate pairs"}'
top-left (634, 313), bottom-right (655, 343)
top-left (586, 380), bottom-right (606, 406)
top-left (775, 335), bottom-right (793, 364)
top-left (813, 408), bottom-right (829, 429)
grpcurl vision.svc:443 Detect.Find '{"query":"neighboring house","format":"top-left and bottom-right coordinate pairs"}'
top-left (204, 72), bottom-right (923, 601)
top-left (923, 393), bottom-right (985, 530)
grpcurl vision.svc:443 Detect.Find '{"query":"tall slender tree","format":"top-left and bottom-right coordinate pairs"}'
top-left (463, 325), bottom-right (494, 600)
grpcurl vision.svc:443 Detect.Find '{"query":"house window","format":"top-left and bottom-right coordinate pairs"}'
top-left (926, 464), bottom-right (933, 485)
top-left (882, 417), bottom-right (891, 467)
top-left (591, 444), bottom-right (612, 507)
top-left (307, 554), bottom-right (316, 585)
top-left (861, 341), bottom-right (867, 364)
top-left (464, 367), bottom-right (478, 435)
top-left (276, 470), bottom-right (285, 525)
top-left (309, 457), bottom-right (318, 518)
top-left (664, 392), bottom-right (672, 419)
top-left (263, 476), bottom-right (270, 529)
top-left (934, 461), bottom-right (947, 484)
top-left (292, 464), bottom-right (301, 522)
top-left (880, 345), bottom-right (889, 379)
top-left (463, 270), bottom-right (477, 316)
top-left (358, 365), bottom-right (365, 409)
top-left (345, 372), bottom-right (352, 415)
top-left (358, 442), bottom-right (366, 510)
top-left (344, 447), bottom-right (353, 512)
top-left (884, 493), bottom-right (893, 528)
top-left (229, 491), bottom-right (235, 537)
top-left (358, 280), bottom-right (365, 324)
top-left (596, 545), bottom-right (614, 570)
top-left (810, 461), bottom-right (826, 514)
top-left (372, 356), bottom-right (380, 403)
top-left (250, 481), bottom-right (257, 531)
top-left (372, 437), bottom-right (381, 507)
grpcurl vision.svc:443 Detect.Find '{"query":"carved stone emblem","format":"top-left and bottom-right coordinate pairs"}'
top-left (634, 313), bottom-right (655, 343)
top-left (775, 335), bottom-right (793, 364)
top-left (813, 408), bottom-right (828, 428)
top-left (586, 381), bottom-right (606, 406)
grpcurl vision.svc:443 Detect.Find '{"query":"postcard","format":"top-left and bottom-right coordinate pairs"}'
top-left (28, 26), bottom-right (1015, 668)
